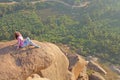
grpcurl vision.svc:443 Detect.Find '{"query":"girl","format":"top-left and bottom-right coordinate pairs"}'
top-left (14, 31), bottom-right (40, 49)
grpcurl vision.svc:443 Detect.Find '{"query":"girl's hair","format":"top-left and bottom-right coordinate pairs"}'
top-left (14, 31), bottom-right (22, 39)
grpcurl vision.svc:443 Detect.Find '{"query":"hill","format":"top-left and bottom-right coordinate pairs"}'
top-left (0, 40), bottom-right (87, 80)
top-left (0, 0), bottom-right (120, 68)
top-left (0, 40), bottom-right (119, 80)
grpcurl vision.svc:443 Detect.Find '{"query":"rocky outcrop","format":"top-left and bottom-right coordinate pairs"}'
top-left (87, 60), bottom-right (107, 75)
top-left (110, 65), bottom-right (120, 75)
top-left (39, 42), bottom-right (73, 80)
top-left (0, 40), bottom-right (73, 80)
top-left (89, 72), bottom-right (105, 80)
top-left (77, 67), bottom-right (89, 80)
top-left (86, 56), bottom-right (107, 80)
top-left (86, 56), bottom-right (98, 62)
top-left (0, 40), bottom-right (110, 80)
top-left (67, 54), bottom-right (88, 80)
top-left (26, 74), bottom-right (50, 80)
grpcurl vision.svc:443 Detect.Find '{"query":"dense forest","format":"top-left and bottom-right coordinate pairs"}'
top-left (0, 0), bottom-right (120, 65)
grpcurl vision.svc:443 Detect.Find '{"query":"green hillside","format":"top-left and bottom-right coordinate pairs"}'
top-left (0, 0), bottom-right (120, 65)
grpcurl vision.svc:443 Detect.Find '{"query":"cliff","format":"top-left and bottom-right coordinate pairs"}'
top-left (0, 40), bottom-right (87, 80)
top-left (0, 40), bottom-right (110, 80)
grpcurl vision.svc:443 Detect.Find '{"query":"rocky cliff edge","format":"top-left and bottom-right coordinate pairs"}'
top-left (0, 40), bottom-right (87, 80)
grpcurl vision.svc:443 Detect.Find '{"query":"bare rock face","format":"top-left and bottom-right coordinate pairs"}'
top-left (26, 74), bottom-right (50, 80)
top-left (0, 40), bottom-right (72, 80)
top-left (39, 42), bottom-right (73, 80)
top-left (87, 60), bottom-right (107, 75)
top-left (77, 67), bottom-right (89, 80)
top-left (67, 54), bottom-right (87, 80)
top-left (89, 72), bottom-right (105, 80)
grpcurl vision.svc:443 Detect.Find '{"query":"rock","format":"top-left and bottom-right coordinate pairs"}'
top-left (40, 42), bottom-right (74, 80)
top-left (117, 76), bottom-right (120, 80)
top-left (67, 53), bottom-right (87, 80)
top-left (110, 65), bottom-right (120, 75)
top-left (86, 56), bottom-right (98, 62)
top-left (87, 60), bottom-right (107, 75)
top-left (0, 40), bottom-right (73, 80)
top-left (89, 72), bottom-right (105, 80)
top-left (77, 67), bottom-right (89, 80)
top-left (26, 74), bottom-right (50, 80)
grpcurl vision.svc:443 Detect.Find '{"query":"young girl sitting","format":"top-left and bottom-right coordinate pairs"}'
top-left (14, 31), bottom-right (40, 49)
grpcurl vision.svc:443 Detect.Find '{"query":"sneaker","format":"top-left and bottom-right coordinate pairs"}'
top-left (35, 46), bottom-right (40, 48)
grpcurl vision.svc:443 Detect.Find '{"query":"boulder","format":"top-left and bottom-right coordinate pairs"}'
top-left (87, 60), bottom-right (107, 75)
top-left (86, 56), bottom-right (98, 62)
top-left (89, 72), bottom-right (105, 80)
top-left (110, 65), bottom-right (120, 75)
top-left (40, 42), bottom-right (74, 80)
top-left (0, 40), bottom-right (73, 80)
top-left (67, 53), bottom-right (87, 80)
top-left (77, 67), bottom-right (89, 80)
top-left (26, 74), bottom-right (50, 80)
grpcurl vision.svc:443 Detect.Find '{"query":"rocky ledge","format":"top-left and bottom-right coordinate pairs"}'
top-left (0, 40), bottom-right (107, 80)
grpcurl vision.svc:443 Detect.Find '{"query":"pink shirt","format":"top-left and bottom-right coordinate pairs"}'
top-left (17, 36), bottom-right (24, 47)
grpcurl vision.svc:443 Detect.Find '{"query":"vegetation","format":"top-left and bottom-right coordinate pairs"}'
top-left (0, 0), bottom-right (39, 2)
top-left (0, 0), bottom-right (120, 65)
